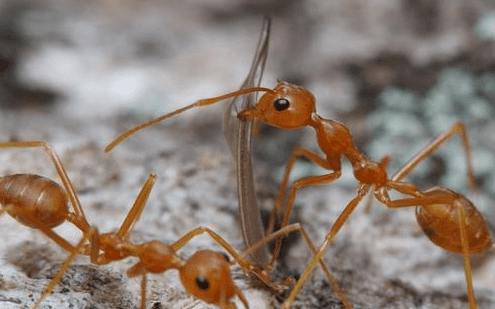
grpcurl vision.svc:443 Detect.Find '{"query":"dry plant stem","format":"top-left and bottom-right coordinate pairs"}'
top-left (223, 16), bottom-right (271, 268)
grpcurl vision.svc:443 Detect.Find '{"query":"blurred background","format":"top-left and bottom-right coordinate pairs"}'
top-left (0, 0), bottom-right (495, 308)
top-left (2, 0), bottom-right (495, 195)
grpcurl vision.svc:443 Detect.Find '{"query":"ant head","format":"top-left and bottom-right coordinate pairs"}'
top-left (238, 80), bottom-right (316, 129)
top-left (179, 250), bottom-right (236, 306)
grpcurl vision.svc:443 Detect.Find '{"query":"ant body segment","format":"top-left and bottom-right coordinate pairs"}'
top-left (0, 141), bottom-right (92, 252)
top-left (106, 79), bottom-right (492, 308)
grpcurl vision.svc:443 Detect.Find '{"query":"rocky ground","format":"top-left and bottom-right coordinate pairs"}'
top-left (0, 1), bottom-right (494, 308)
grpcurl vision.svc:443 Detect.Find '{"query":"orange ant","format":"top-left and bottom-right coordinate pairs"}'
top-left (0, 141), bottom-right (251, 309)
top-left (0, 140), bottom-right (346, 309)
top-left (236, 81), bottom-right (493, 309)
top-left (105, 79), bottom-right (492, 308)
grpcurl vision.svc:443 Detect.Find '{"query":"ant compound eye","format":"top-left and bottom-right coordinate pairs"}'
top-left (274, 98), bottom-right (290, 111)
top-left (196, 276), bottom-right (210, 290)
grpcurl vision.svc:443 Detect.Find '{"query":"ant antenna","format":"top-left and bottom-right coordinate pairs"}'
top-left (105, 87), bottom-right (274, 152)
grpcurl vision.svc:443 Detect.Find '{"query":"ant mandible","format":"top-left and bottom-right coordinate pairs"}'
top-left (0, 141), bottom-right (271, 309)
top-left (106, 80), bottom-right (492, 309)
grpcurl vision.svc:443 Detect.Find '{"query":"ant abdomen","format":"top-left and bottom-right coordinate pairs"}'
top-left (415, 187), bottom-right (492, 254)
top-left (0, 174), bottom-right (69, 229)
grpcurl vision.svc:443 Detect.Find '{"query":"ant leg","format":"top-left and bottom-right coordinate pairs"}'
top-left (271, 170), bottom-right (342, 268)
top-left (172, 222), bottom-right (352, 308)
top-left (459, 206), bottom-right (476, 309)
top-left (1, 202), bottom-right (81, 253)
top-left (296, 223), bottom-right (353, 309)
top-left (376, 192), bottom-right (477, 309)
top-left (233, 286), bottom-right (249, 309)
top-left (171, 225), bottom-right (291, 290)
top-left (385, 180), bottom-right (423, 198)
top-left (170, 227), bottom-right (254, 308)
top-left (282, 184), bottom-right (370, 309)
top-left (140, 273), bottom-right (147, 309)
top-left (243, 223), bottom-right (353, 309)
top-left (362, 187), bottom-right (375, 214)
top-left (171, 227), bottom-right (254, 269)
top-left (84, 175), bottom-right (154, 309)
top-left (363, 157), bottom-right (389, 214)
top-left (2, 203), bottom-right (83, 255)
top-left (0, 141), bottom-right (91, 232)
top-left (31, 233), bottom-right (89, 309)
top-left (392, 121), bottom-right (476, 189)
top-left (79, 226), bottom-right (106, 264)
top-left (116, 173), bottom-right (156, 238)
top-left (82, 174), bottom-right (156, 265)
top-left (270, 171), bottom-right (341, 266)
top-left (38, 223), bottom-right (81, 253)
top-left (269, 147), bottom-right (341, 268)
top-left (270, 146), bottom-right (338, 233)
